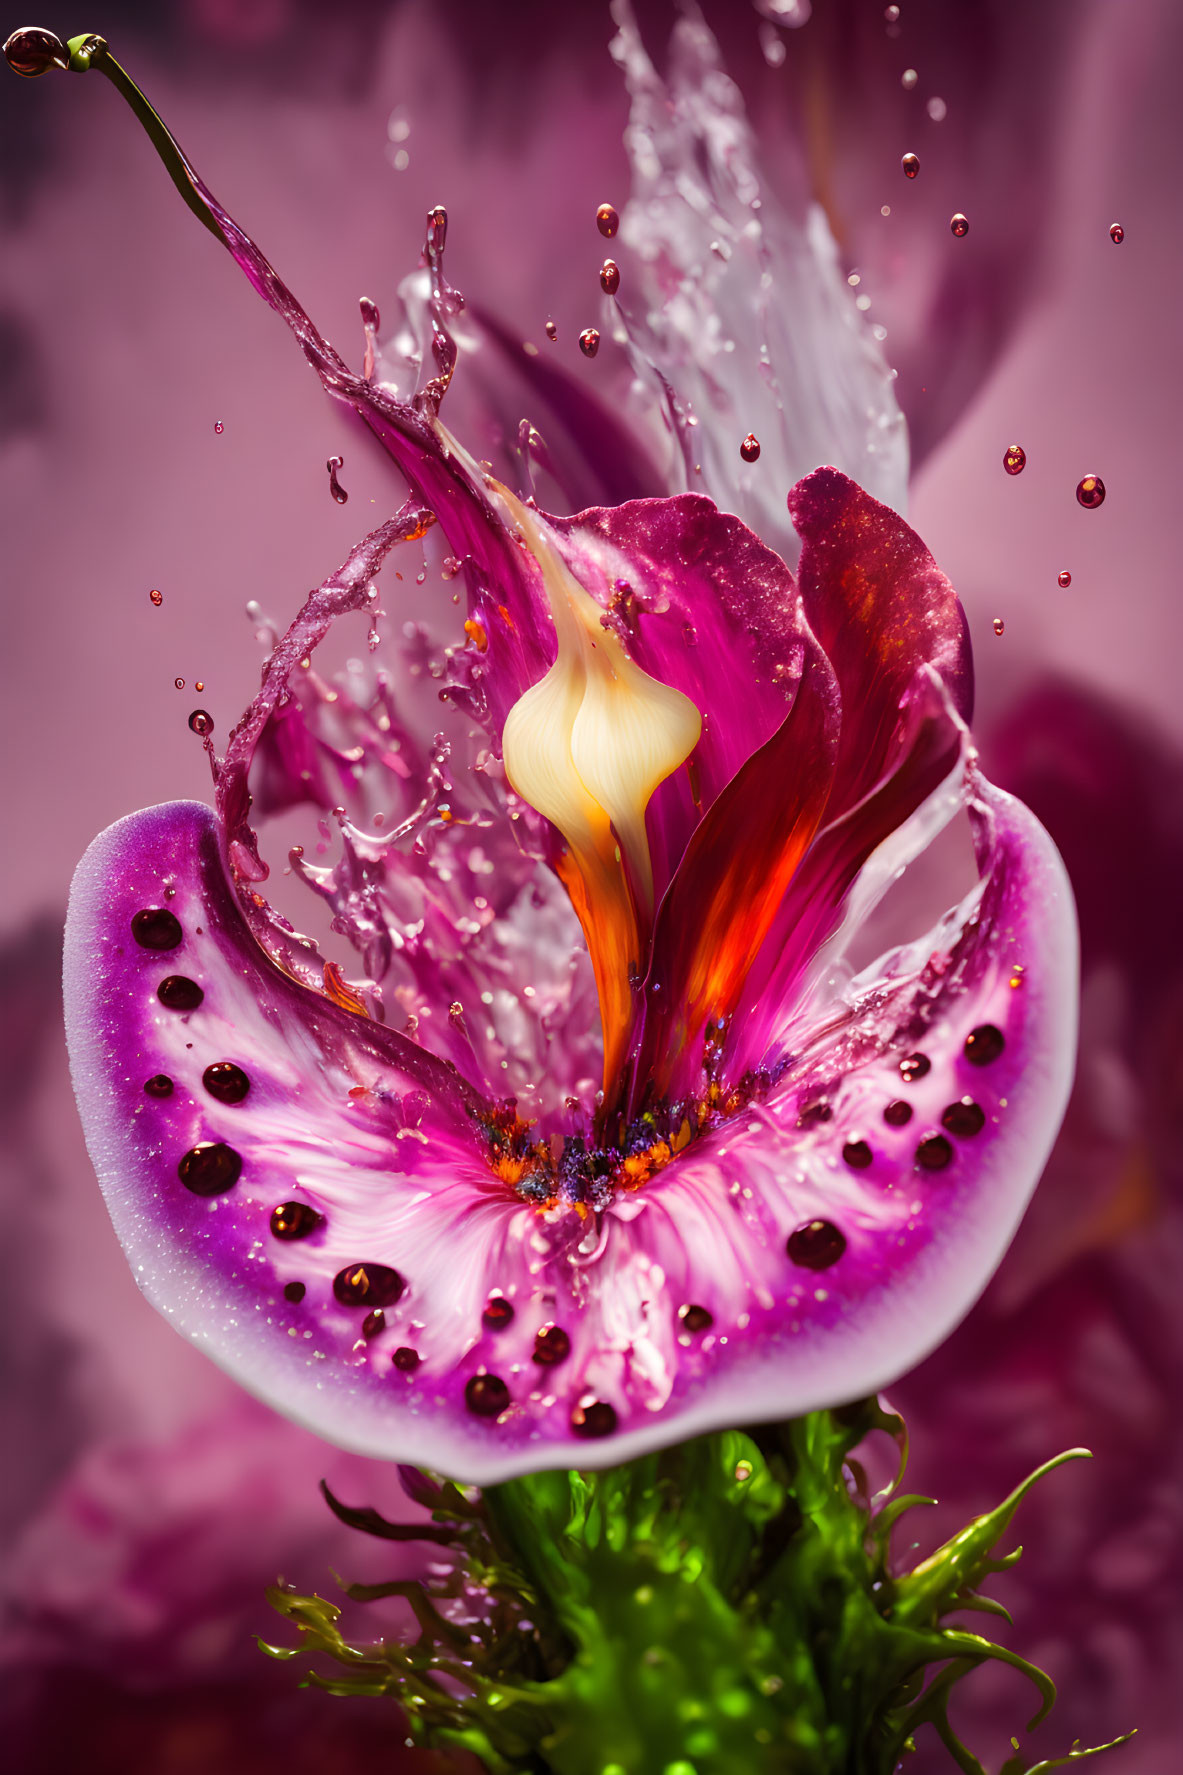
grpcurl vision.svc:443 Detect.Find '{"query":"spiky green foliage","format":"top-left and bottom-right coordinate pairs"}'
top-left (261, 1402), bottom-right (1132, 1773)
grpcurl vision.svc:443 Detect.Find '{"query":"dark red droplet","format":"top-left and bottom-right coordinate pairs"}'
top-left (392, 1346), bottom-right (421, 1373)
top-left (679, 1303), bottom-right (713, 1334)
top-left (842, 1139), bottom-right (873, 1170)
top-left (1003, 443), bottom-right (1026, 475)
top-left (3, 27), bottom-right (69, 76)
top-left (188, 709), bottom-right (214, 736)
top-left (1058, 569), bottom-right (1072, 588)
top-left (600, 258), bottom-right (620, 295)
top-left (533, 1323), bottom-right (571, 1365)
top-left (964, 1023), bottom-right (1005, 1066)
top-left (157, 975), bottom-right (204, 1011)
top-left (898, 1052), bottom-right (931, 1084)
top-left (283, 1281), bottom-right (306, 1304)
top-left (202, 1061), bottom-right (250, 1104)
top-left (740, 432), bottom-right (761, 463)
top-left (901, 152), bottom-right (920, 179)
top-left (482, 1296), bottom-right (514, 1330)
top-left (796, 1098), bottom-right (833, 1129)
top-left (786, 1219), bottom-right (847, 1269)
top-left (571, 1394), bottom-right (618, 1438)
top-left (178, 1141), bottom-right (242, 1197)
top-left (175, 678), bottom-right (186, 691)
top-left (362, 1309), bottom-right (386, 1338)
top-left (1109, 222), bottom-right (1124, 244)
top-left (149, 588), bottom-right (163, 606)
top-left (132, 907), bottom-right (183, 951)
top-left (915, 1133), bottom-right (953, 1171)
top-left (992, 617), bottom-right (1006, 637)
top-left (465, 1372), bottom-right (510, 1417)
top-left (144, 1073), bottom-right (174, 1098)
top-left (545, 319), bottom-right (558, 341)
top-left (942, 1097), bottom-right (986, 1137)
top-left (883, 1099), bottom-right (913, 1127)
top-left (579, 327), bottom-right (600, 358)
top-left (596, 202), bottom-right (619, 238)
top-left (950, 212), bottom-right (970, 238)
top-left (269, 1200), bottom-right (325, 1241)
top-left (327, 455), bottom-right (348, 504)
top-left (333, 1262), bottom-right (405, 1309)
top-left (1076, 474), bottom-right (1106, 509)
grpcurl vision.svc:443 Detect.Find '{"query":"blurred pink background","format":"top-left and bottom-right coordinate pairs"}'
top-left (1, 2), bottom-right (1180, 1770)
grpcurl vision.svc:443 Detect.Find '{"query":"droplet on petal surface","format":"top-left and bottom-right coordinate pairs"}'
top-left (482, 1296), bottom-right (514, 1330)
top-left (786, 1220), bottom-right (847, 1270)
top-left (883, 1100), bottom-right (913, 1127)
top-left (1003, 443), bottom-right (1026, 475)
top-left (178, 1141), bottom-right (242, 1198)
top-left (901, 153), bottom-right (920, 179)
top-left (131, 907), bottom-right (183, 951)
top-left (533, 1324), bottom-right (571, 1365)
top-left (964, 1023), bottom-right (1006, 1066)
top-left (1076, 474), bottom-right (1106, 509)
top-left (392, 1347), bottom-right (420, 1373)
top-left (188, 710), bottom-right (213, 736)
top-left (942, 1097), bottom-right (986, 1137)
top-left (842, 1139), bottom-right (873, 1170)
top-left (1110, 222), bottom-right (1124, 243)
top-left (269, 1201), bottom-right (325, 1242)
top-left (740, 432), bottom-right (761, 463)
top-left (679, 1304), bottom-right (713, 1334)
top-left (1058, 569), bottom-right (1072, 588)
top-left (202, 1061), bottom-right (251, 1104)
top-left (3, 27), bottom-right (69, 76)
top-left (143, 1074), bottom-right (174, 1099)
top-left (579, 327), bottom-right (600, 358)
top-left (283, 1282), bottom-right (306, 1304)
top-left (600, 259), bottom-right (620, 295)
top-left (466, 1373), bottom-right (510, 1418)
top-left (950, 212), bottom-right (970, 238)
top-left (915, 1134), bottom-right (953, 1172)
top-left (899, 1052), bottom-right (931, 1084)
top-left (332, 1263), bottom-right (406, 1309)
top-left (595, 202), bottom-right (619, 238)
top-left (571, 1395), bottom-right (618, 1438)
top-left (157, 975), bottom-right (203, 1011)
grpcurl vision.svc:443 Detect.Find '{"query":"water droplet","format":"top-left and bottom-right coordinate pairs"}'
top-left (915, 1133), bottom-right (953, 1172)
top-left (883, 1100), bottom-right (913, 1127)
top-left (283, 1281), bottom-right (306, 1304)
top-left (545, 318), bottom-right (558, 341)
top-left (600, 259), bottom-right (620, 295)
top-left (533, 1323), bottom-right (571, 1365)
top-left (270, 1201), bottom-right (325, 1241)
top-left (1003, 443), bottom-right (1026, 475)
top-left (1058, 569), bottom-right (1072, 588)
top-left (571, 1394), bottom-right (618, 1438)
top-left (189, 709), bottom-right (214, 736)
top-left (679, 1303), bottom-right (713, 1334)
top-left (1110, 222), bottom-right (1124, 244)
top-left (740, 432), bottom-right (761, 463)
top-left (362, 1309), bottom-right (386, 1338)
top-left (482, 1296), bottom-right (514, 1330)
top-left (596, 202), bottom-right (619, 239)
top-left (941, 1097), bottom-right (986, 1137)
top-left (992, 617), bottom-right (1005, 636)
top-left (213, 420), bottom-right (224, 435)
top-left (3, 26), bottom-right (69, 76)
top-left (359, 295), bottom-right (380, 331)
top-left (202, 1061), bottom-right (250, 1104)
top-left (149, 589), bottom-right (163, 607)
top-left (465, 1372), bottom-right (510, 1417)
top-left (178, 1140), bottom-right (242, 1197)
top-left (144, 1073), bottom-right (174, 1098)
top-left (786, 1219), bottom-right (847, 1269)
top-left (1076, 474), bottom-right (1106, 509)
top-left (950, 212), bottom-right (970, 238)
top-left (195, 681), bottom-right (204, 693)
top-left (964, 1023), bottom-right (1005, 1065)
top-left (842, 1139), bottom-right (873, 1170)
top-left (332, 1263), bottom-right (406, 1308)
top-left (175, 678), bottom-right (185, 690)
top-left (901, 68), bottom-right (918, 90)
top-left (132, 907), bottom-right (183, 951)
top-left (899, 1052), bottom-right (931, 1083)
top-left (392, 1346), bottom-right (421, 1372)
top-left (157, 975), bottom-right (203, 1011)
top-left (579, 327), bottom-right (600, 358)
top-left (327, 455), bottom-right (348, 504)
top-left (901, 152), bottom-right (920, 179)
top-left (884, 5), bottom-right (900, 20)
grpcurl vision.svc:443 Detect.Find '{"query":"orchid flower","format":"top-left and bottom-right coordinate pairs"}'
top-left (26, 16), bottom-right (1078, 1490)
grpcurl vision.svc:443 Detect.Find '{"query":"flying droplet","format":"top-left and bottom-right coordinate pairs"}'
top-left (213, 420), bottom-right (224, 435)
top-left (1109, 222), bottom-right (1124, 244)
top-left (901, 152), bottom-right (920, 179)
top-left (579, 327), bottom-right (600, 358)
top-left (545, 319), bottom-right (558, 341)
top-left (901, 67), bottom-right (918, 90)
top-left (884, 5), bottom-right (900, 21)
top-left (740, 433), bottom-right (761, 463)
top-left (149, 589), bottom-right (163, 607)
top-left (571, 1394), bottom-right (618, 1438)
top-left (174, 678), bottom-right (185, 690)
top-left (596, 202), bottom-right (619, 239)
top-left (188, 709), bottom-right (214, 736)
top-left (1003, 443), bottom-right (1026, 475)
top-left (4, 27), bottom-right (69, 76)
top-left (950, 212), bottom-right (970, 238)
top-left (600, 259), bottom-right (620, 295)
top-left (786, 1219), bottom-right (847, 1270)
top-left (178, 1141), bottom-right (242, 1197)
top-left (465, 1372), bottom-right (510, 1417)
top-left (1076, 474), bottom-right (1106, 509)
top-left (327, 455), bottom-right (348, 504)
top-left (1058, 569), bottom-right (1072, 588)
top-left (992, 617), bottom-right (1005, 636)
